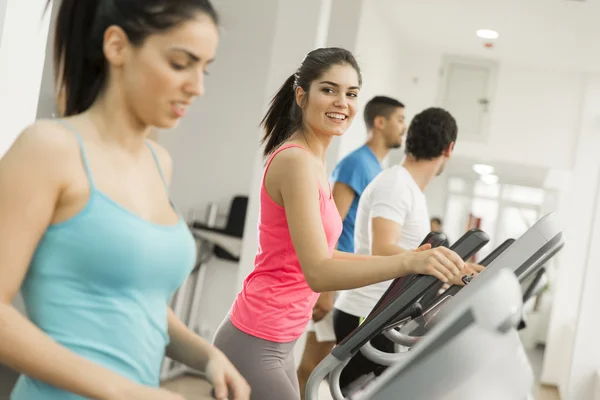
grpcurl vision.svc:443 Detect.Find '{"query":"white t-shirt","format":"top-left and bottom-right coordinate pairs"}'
top-left (334, 165), bottom-right (430, 318)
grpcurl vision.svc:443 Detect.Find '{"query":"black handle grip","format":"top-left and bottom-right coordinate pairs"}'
top-left (413, 229), bottom-right (492, 309)
top-left (331, 229), bottom-right (489, 360)
top-left (419, 231), bottom-right (449, 248)
top-left (367, 232), bottom-right (448, 315)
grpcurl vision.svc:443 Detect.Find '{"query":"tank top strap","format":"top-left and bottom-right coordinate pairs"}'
top-left (145, 141), bottom-right (176, 208)
top-left (58, 119), bottom-right (96, 189)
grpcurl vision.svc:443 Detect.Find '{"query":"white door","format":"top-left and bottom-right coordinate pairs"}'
top-left (438, 57), bottom-right (497, 141)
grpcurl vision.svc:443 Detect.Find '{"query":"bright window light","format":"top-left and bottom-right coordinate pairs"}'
top-left (480, 174), bottom-right (499, 185)
top-left (472, 164), bottom-right (495, 175)
top-left (476, 29), bottom-right (499, 40)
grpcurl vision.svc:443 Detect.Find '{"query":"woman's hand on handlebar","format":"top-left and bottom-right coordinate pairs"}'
top-left (405, 244), bottom-right (466, 283)
top-left (449, 262), bottom-right (485, 286)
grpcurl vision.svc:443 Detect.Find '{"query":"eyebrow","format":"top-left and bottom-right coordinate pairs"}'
top-left (169, 47), bottom-right (202, 63)
top-left (319, 80), bottom-right (360, 90)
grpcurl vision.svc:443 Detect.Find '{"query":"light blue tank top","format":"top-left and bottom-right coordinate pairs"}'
top-left (11, 122), bottom-right (197, 399)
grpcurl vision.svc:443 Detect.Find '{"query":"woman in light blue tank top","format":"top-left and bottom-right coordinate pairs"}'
top-left (0, 1), bottom-right (249, 399)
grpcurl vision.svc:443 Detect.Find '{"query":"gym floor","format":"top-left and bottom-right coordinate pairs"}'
top-left (0, 358), bottom-right (561, 400)
top-left (160, 374), bottom-right (560, 400)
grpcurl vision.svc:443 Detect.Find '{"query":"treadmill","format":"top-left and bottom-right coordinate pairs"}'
top-left (305, 212), bottom-right (564, 400)
top-left (392, 212), bottom-right (563, 347)
top-left (304, 228), bottom-right (490, 400)
top-left (367, 238), bottom-right (515, 356)
top-left (352, 268), bottom-right (531, 400)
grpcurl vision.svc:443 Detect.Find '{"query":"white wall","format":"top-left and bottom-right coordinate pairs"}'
top-left (37, 0), bottom-right (60, 120)
top-left (323, 0), bottom-right (363, 174)
top-left (0, 0), bottom-right (7, 47)
top-left (568, 160), bottom-right (600, 399)
top-left (464, 65), bottom-right (583, 169)
top-left (0, 0), bottom-right (53, 315)
top-left (541, 76), bottom-right (600, 398)
top-left (387, 55), bottom-right (584, 172)
top-left (0, 0), bottom-right (52, 157)
top-left (424, 173), bottom-right (449, 219)
top-left (336, 4), bottom-right (409, 164)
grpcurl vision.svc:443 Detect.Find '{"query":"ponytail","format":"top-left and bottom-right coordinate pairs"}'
top-left (260, 74), bottom-right (303, 157)
top-left (51, 0), bottom-right (105, 117)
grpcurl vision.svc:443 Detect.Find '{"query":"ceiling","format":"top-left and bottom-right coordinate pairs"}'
top-left (376, 0), bottom-right (600, 73)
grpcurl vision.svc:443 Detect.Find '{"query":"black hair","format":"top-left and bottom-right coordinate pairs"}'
top-left (431, 217), bottom-right (443, 225)
top-left (47, 0), bottom-right (219, 117)
top-left (260, 47), bottom-right (362, 157)
top-left (405, 107), bottom-right (457, 160)
top-left (364, 96), bottom-right (405, 129)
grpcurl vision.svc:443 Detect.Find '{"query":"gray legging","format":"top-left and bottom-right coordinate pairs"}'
top-left (213, 318), bottom-right (299, 400)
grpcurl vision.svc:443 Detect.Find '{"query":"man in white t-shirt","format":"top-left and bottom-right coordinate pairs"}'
top-left (332, 107), bottom-right (481, 392)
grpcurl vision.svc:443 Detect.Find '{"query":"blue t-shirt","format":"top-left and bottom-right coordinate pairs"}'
top-left (330, 145), bottom-right (382, 253)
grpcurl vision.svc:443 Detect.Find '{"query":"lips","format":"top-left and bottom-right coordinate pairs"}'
top-left (172, 102), bottom-right (189, 118)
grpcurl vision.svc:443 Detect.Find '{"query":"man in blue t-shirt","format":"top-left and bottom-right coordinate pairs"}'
top-left (297, 96), bottom-right (407, 399)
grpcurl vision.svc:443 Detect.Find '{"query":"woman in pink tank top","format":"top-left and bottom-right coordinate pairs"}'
top-left (213, 48), bottom-right (466, 400)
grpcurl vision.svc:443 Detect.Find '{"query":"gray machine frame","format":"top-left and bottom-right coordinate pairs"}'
top-left (364, 212), bottom-right (563, 362)
top-left (304, 228), bottom-right (491, 400)
top-left (352, 268), bottom-right (531, 400)
top-left (305, 212), bottom-right (564, 400)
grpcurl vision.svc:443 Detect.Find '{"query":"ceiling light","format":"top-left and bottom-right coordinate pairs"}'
top-left (476, 29), bottom-right (499, 40)
top-left (472, 164), bottom-right (495, 175)
top-left (481, 174), bottom-right (499, 185)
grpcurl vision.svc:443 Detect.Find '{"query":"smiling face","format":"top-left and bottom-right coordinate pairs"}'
top-left (295, 63), bottom-right (360, 137)
top-left (105, 13), bottom-right (219, 129)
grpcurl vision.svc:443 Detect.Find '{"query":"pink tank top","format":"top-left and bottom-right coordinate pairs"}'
top-left (229, 144), bottom-right (343, 342)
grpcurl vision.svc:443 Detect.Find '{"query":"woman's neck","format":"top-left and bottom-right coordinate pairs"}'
top-left (292, 126), bottom-right (331, 164)
top-left (83, 84), bottom-right (151, 154)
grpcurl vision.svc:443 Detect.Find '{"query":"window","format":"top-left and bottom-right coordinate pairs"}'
top-left (471, 198), bottom-right (500, 259)
top-left (444, 195), bottom-right (472, 244)
top-left (449, 177), bottom-right (468, 194)
top-left (443, 176), bottom-right (546, 256)
top-left (474, 180), bottom-right (500, 198)
top-left (502, 185), bottom-right (545, 205)
top-left (496, 207), bottom-right (539, 243)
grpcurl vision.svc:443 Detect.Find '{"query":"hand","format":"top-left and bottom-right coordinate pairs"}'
top-left (466, 262), bottom-right (485, 275)
top-left (110, 385), bottom-right (185, 400)
top-left (312, 304), bottom-right (329, 322)
top-left (205, 349), bottom-right (251, 400)
top-left (449, 262), bottom-right (485, 286)
top-left (312, 293), bottom-right (334, 322)
top-left (406, 244), bottom-right (465, 283)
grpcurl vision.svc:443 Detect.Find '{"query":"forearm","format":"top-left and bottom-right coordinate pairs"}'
top-left (316, 291), bottom-right (335, 307)
top-left (165, 307), bottom-right (215, 372)
top-left (372, 243), bottom-right (408, 257)
top-left (307, 254), bottom-right (411, 292)
top-left (0, 304), bottom-right (134, 400)
top-left (333, 250), bottom-right (381, 261)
